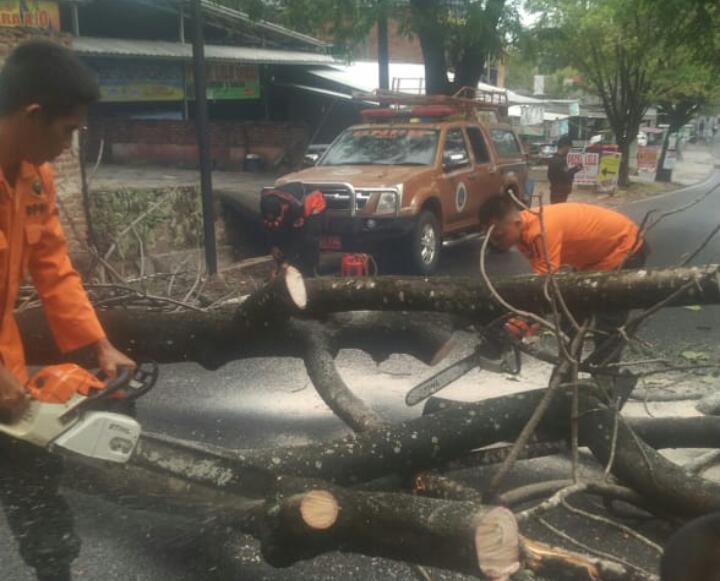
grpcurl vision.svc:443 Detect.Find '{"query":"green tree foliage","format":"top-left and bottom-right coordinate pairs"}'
top-left (215, 0), bottom-right (521, 95)
top-left (526, 0), bottom-right (720, 186)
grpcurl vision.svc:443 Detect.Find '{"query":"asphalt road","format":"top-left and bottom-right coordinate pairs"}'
top-left (3, 159), bottom-right (720, 579)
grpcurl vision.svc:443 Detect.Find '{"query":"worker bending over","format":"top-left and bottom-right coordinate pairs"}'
top-left (0, 41), bottom-right (135, 581)
top-left (479, 196), bottom-right (648, 364)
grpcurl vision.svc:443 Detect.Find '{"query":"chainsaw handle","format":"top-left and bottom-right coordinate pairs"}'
top-left (121, 362), bottom-right (159, 401)
top-left (59, 364), bottom-right (158, 423)
top-left (87, 365), bottom-right (133, 402)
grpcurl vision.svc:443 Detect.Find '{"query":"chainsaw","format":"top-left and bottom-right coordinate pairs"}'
top-left (0, 362), bottom-right (158, 463)
top-left (405, 339), bottom-right (521, 406)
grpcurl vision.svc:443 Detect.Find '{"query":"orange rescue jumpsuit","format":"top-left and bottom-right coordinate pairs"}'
top-left (517, 203), bottom-right (642, 274)
top-left (0, 161), bottom-right (105, 383)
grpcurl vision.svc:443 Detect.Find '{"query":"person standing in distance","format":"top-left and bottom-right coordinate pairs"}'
top-left (548, 135), bottom-right (583, 204)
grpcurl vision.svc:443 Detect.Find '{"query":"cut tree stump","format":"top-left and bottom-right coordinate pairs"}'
top-left (256, 486), bottom-right (521, 579)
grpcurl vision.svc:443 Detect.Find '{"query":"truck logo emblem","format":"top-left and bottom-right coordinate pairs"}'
top-left (455, 182), bottom-right (467, 212)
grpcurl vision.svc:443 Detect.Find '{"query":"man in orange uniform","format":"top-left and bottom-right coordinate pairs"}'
top-left (479, 195), bottom-right (648, 364)
top-left (0, 41), bottom-right (135, 581)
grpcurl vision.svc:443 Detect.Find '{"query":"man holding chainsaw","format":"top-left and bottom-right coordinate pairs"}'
top-left (0, 41), bottom-right (135, 581)
top-left (479, 195), bottom-right (648, 365)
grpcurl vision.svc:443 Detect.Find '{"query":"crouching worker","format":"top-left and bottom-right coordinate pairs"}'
top-left (261, 182), bottom-right (326, 277)
top-left (479, 195), bottom-right (649, 365)
top-left (0, 41), bottom-right (136, 581)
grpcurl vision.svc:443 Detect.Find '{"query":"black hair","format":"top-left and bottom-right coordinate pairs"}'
top-left (478, 194), bottom-right (521, 226)
top-left (557, 135), bottom-right (572, 148)
top-left (0, 40), bottom-right (100, 118)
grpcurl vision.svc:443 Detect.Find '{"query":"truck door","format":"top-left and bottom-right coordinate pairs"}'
top-left (438, 127), bottom-right (475, 230)
top-left (462, 125), bottom-right (502, 229)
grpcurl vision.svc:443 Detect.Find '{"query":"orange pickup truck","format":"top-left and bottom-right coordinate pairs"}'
top-left (267, 105), bottom-right (529, 274)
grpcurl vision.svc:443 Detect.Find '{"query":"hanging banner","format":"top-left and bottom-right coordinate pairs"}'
top-left (566, 152), bottom-right (599, 186)
top-left (597, 153), bottom-right (621, 193)
top-left (0, 0), bottom-right (59, 30)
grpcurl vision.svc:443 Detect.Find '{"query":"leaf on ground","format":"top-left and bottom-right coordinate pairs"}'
top-left (681, 350), bottom-right (710, 362)
top-left (684, 305), bottom-right (702, 312)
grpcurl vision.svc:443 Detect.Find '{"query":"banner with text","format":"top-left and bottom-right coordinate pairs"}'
top-left (0, 0), bottom-right (59, 30)
top-left (566, 152), bottom-right (599, 186)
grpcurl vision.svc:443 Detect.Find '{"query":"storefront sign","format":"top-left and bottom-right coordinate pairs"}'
top-left (89, 59), bottom-right (184, 102)
top-left (0, 0), bottom-right (59, 30)
top-left (187, 63), bottom-right (260, 100)
top-left (567, 152), bottom-right (599, 186)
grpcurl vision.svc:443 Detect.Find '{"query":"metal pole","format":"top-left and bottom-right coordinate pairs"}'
top-left (190, 0), bottom-right (217, 275)
top-left (71, 3), bottom-right (80, 36)
top-left (377, 8), bottom-right (389, 91)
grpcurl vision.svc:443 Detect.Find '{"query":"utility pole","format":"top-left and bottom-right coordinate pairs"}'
top-left (190, 0), bottom-right (217, 275)
top-left (377, 3), bottom-right (389, 91)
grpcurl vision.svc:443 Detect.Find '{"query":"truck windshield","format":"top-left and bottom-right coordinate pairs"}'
top-left (320, 128), bottom-right (439, 166)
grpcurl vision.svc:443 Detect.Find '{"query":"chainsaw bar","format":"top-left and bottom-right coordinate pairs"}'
top-left (405, 343), bottom-right (521, 407)
top-left (405, 352), bottom-right (479, 407)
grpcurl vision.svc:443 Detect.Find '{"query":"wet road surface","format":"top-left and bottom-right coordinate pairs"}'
top-left (3, 162), bottom-right (720, 579)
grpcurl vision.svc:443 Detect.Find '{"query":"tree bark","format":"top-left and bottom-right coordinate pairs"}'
top-left (20, 266), bottom-right (307, 368)
top-left (578, 395), bottom-right (720, 516)
top-left (303, 266), bottom-right (720, 320)
top-left (409, 0), bottom-right (451, 95)
top-left (251, 486), bottom-right (520, 577)
top-left (21, 266), bottom-right (720, 366)
top-left (132, 385), bottom-right (576, 491)
top-left (290, 318), bottom-right (387, 433)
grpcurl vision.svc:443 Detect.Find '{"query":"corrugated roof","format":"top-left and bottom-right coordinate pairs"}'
top-left (73, 37), bottom-right (336, 65)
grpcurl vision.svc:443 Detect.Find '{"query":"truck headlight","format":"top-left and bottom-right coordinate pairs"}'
top-left (375, 192), bottom-right (398, 215)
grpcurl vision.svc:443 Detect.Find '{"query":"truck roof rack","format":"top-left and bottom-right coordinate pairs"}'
top-left (353, 87), bottom-right (508, 122)
top-left (354, 87), bottom-right (507, 108)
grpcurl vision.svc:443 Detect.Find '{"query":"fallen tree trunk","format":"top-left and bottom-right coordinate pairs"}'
top-left (425, 396), bottom-right (720, 451)
top-left (303, 265), bottom-right (720, 318)
top-left (578, 396), bottom-right (720, 516)
top-left (132, 385), bottom-right (573, 490)
top-left (20, 266), bottom-right (720, 366)
top-left (20, 266), bottom-right (308, 368)
top-left (290, 318), bottom-right (387, 433)
top-left (252, 486), bottom-right (521, 578)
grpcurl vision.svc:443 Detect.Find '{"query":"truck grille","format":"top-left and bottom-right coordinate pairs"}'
top-left (319, 186), bottom-right (352, 210)
top-left (303, 185), bottom-right (369, 212)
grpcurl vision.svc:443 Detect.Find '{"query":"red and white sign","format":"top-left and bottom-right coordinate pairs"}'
top-left (566, 152), bottom-right (599, 186)
top-left (637, 146), bottom-right (658, 171)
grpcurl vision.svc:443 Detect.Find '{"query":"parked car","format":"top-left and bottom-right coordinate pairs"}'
top-left (264, 106), bottom-right (529, 275)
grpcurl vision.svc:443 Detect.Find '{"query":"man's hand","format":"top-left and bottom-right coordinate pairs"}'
top-left (93, 337), bottom-right (136, 378)
top-left (0, 366), bottom-right (29, 424)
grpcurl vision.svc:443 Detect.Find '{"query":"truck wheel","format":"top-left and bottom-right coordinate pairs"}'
top-left (408, 210), bottom-right (441, 275)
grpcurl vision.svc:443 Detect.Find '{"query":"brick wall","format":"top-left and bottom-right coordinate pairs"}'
top-left (0, 27), bottom-right (87, 255)
top-left (360, 19), bottom-right (424, 64)
top-left (87, 119), bottom-right (310, 171)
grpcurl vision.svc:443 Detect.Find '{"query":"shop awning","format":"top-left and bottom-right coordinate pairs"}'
top-left (73, 37), bottom-right (336, 66)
